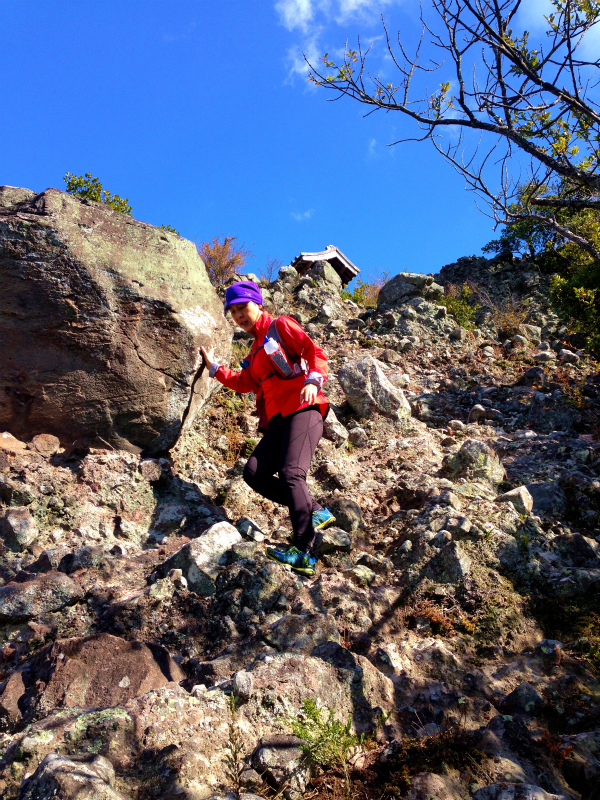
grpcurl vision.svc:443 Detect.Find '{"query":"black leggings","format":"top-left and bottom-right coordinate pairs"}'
top-left (243, 407), bottom-right (323, 553)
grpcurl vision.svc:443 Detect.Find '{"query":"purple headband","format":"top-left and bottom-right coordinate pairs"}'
top-left (224, 281), bottom-right (263, 311)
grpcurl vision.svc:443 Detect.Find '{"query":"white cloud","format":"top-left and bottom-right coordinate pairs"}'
top-left (286, 36), bottom-right (322, 80)
top-left (291, 208), bottom-right (315, 221)
top-left (276, 0), bottom-right (403, 81)
top-left (275, 0), bottom-right (316, 32)
top-left (367, 137), bottom-right (378, 157)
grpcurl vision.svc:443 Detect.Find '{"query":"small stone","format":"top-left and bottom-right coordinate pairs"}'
top-left (503, 681), bottom-right (544, 713)
top-left (495, 486), bottom-right (534, 515)
top-left (349, 427), bottom-right (368, 447)
top-left (215, 435), bottom-right (230, 452)
top-left (315, 527), bottom-right (352, 555)
top-left (468, 404), bottom-right (488, 423)
top-left (322, 407), bottom-right (349, 447)
top-left (140, 459), bottom-right (163, 482)
top-left (533, 351), bottom-right (556, 362)
top-left (0, 508), bottom-right (39, 552)
top-left (559, 349), bottom-right (579, 364)
top-left (233, 669), bottom-right (254, 700)
top-left (398, 539), bottom-right (413, 554)
top-left (348, 565), bottom-right (377, 586)
top-left (432, 530), bottom-right (452, 547)
top-left (448, 419), bottom-right (466, 431)
top-left (512, 335), bottom-right (528, 346)
top-left (237, 517), bottom-right (265, 541)
top-left (450, 327), bottom-right (467, 341)
top-left (331, 499), bottom-right (362, 532)
top-left (439, 490), bottom-right (462, 510)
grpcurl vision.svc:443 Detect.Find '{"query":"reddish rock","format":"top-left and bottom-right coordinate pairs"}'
top-left (0, 431), bottom-right (27, 455)
top-left (31, 433), bottom-right (61, 457)
top-left (0, 633), bottom-right (185, 728)
top-left (139, 458), bottom-right (163, 482)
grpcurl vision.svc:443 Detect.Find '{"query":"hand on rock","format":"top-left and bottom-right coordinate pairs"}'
top-left (200, 346), bottom-right (215, 371)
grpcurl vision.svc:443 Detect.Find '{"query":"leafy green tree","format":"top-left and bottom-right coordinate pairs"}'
top-left (485, 180), bottom-right (600, 352)
top-left (308, 0), bottom-right (600, 258)
top-left (63, 172), bottom-right (132, 215)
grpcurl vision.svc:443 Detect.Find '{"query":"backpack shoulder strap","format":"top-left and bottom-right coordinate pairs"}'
top-left (267, 317), bottom-right (300, 362)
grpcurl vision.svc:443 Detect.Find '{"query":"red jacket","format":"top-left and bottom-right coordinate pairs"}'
top-left (214, 311), bottom-right (329, 428)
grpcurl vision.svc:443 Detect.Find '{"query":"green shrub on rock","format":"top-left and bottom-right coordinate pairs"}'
top-left (63, 172), bottom-right (132, 215)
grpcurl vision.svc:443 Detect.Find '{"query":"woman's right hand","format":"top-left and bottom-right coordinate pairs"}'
top-left (200, 346), bottom-right (215, 371)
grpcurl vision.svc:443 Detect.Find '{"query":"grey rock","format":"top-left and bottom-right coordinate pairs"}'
top-left (18, 752), bottom-right (126, 800)
top-left (233, 669), bottom-right (254, 701)
top-left (503, 681), bottom-right (544, 712)
top-left (553, 533), bottom-right (600, 568)
top-left (347, 565), bottom-right (377, 586)
top-left (426, 541), bottom-right (472, 584)
top-left (337, 355), bottom-right (411, 420)
top-left (322, 408), bottom-right (349, 447)
top-left (0, 572), bottom-right (83, 622)
top-left (519, 324), bottom-right (542, 344)
top-left (279, 265), bottom-right (298, 283)
top-left (495, 486), bottom-right (533, 515)
top-left (559, 349), bottom-right (579, 364)
top-left (378, 272), bottom-right (433, 308)
top-left (237, 517), bottom-right (265, 542)
top-left (331, 499), bottom-right (362, 532)
top-left (0, 507), bottom-right (39, 552)
top-left (252, 735), bottom-right (310, 800)
top-left (315, 527), bottom-right (352, 555)
top-left (517, 366), bottom-right (546, 386)
top-left (262, 613), bottom-right (341, 654)
top-left (349, 427), bottom-right (368, 447)
top-left (0, 187), bottom-right (230, 454)
top-left (309, 261), bottom-right (342, 291)
top-left (526, 481), bottom-right (566, 516)
top-left (59, 546), bottom-right (110, 575)
top-left (533, 351), bottom-right (556, 362)
top-left (473, 784), bottom-right (567, 800)
top-left (160, 521), bottom-right (242, 595)
top-left (468, 404), bottom-right (488, 423)
top-left (443, 438), bottom-right (506, 487)
top-left (450, 327), bottom-right (468, 341)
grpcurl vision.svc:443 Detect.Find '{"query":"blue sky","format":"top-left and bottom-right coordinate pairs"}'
top-left (0, 0), bottom-right (572, 284)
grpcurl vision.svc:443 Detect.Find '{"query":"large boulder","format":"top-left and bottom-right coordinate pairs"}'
top-left (337, 355), bottom-right (411, 420)
top-left (0, 186), bottom-right (231, 453)
top-left (377, 272), bottom-right (433, 307)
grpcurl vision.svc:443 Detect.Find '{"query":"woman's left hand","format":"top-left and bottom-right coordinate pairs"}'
top-left (300, 383), bottom-right (318, 405)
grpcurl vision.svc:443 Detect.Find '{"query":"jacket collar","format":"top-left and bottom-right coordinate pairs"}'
top-left (250, 310), bottom-right (273, 341)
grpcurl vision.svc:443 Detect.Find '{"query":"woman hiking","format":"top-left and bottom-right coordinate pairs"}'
top-left (200, 280), bottom-right (335, 577)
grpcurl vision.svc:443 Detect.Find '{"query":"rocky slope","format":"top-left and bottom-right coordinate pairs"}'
top-left (0, 254), bottom-right (599, 800)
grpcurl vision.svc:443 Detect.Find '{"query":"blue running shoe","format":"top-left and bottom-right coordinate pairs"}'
top-left (312, 508), bottom-right (336, 531)
top-left (266, 545), bottom-right (317, 576)
top-left (292, 550), bottom-right (318, 577)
